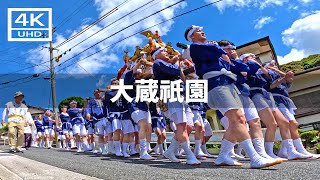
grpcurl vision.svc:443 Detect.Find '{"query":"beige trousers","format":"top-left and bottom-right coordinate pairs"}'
top-left (8, 122), bottom-right (25, 148)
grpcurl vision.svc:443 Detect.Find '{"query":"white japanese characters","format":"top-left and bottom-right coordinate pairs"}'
top-left (111, 79), bottom-right (208, 103)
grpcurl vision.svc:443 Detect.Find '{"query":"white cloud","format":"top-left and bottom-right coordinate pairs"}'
top-left (26, 0), bottom-right (187, 75)
top-left (278, 11), bottom-right (320, 64)
top-left (288, 4), bottom-right (299, 11)
top-left (96, 75), bottom-right (110, 88)
top-left (254, 16), bottom-right (274, 29)
top-left (299, 0), bottom-right (314, 4)
top-left (259, 0), bottom-right (289, 9)
top-left (205, 0), bottom-right (288, 12)
top-left (277, 49), bottom-right (306, 65)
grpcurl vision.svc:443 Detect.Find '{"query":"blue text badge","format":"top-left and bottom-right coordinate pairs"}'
top-left (8, 8), bottom-right (52, 42)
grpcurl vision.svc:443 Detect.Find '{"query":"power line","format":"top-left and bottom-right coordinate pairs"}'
top-left (0, 0), bottom-right (183, 86)
top-left (0, 0), bottom-right (144, 79)
top-left (0, 76), bottom-right (40, 90)
top-left (56, 0), bottom-right (223, 73)
top-left (55, 0), bottom-right (132, 49)
top-left (55, 0), bottom-right (185, 69)
top-left (54, 0), bottom-right (94, 31)
top-left (54, 0), bottom-right (83, 23)
top-left (0, 52), bottom-right (48, 78)
top-left (0, 0), bottom-right (224, 88)
top-left (55, 0), bottom-right (159, 55)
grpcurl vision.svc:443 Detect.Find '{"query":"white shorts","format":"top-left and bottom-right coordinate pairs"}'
top-left (121, 120), bottom-right (135, 134)
top-left (239, 94), bottom-right (260, 122)
top-left (58, 135), bottom-right (66, 140)
top-left (95, 118), bottom-right (112, 135)
top-left (73, 124), bottom-right (87, 136)
top-left (63, 129), bottom-right (73, 136)
top-left (169, 121), bottom-right (177, 132)
top-left (37, 131), bottom-right (45, 137)
top-left (87, 127), bottom-right (95, 135)
top-left (44, 128), bottom-right (55, 136)
top-left (131, 110), bottom-right (151, 124)
top-left (192, 110), bottom-right (204, 126)
top-left (186, 107), bottom-right (194, 126)
top-left (278, 103), bottom-right (295, 121)
top-left (168, 101), bottom-right (192, 125)
top-left (112, 118), bottom-right (122, 132)
top-left (203, 118), bottom-right (213, 137)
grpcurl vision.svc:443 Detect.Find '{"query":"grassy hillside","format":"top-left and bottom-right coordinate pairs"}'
top-left (280, 54), bottom-right (320, 73)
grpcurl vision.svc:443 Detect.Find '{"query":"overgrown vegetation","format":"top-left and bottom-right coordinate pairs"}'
top-left (58, 96), bottom-right (85, 110)
top-left (300, 130), bottom-right (320, 153)
top-left (0, 126), bottom-right (8, 136)
top-left (280, 54), bottom-right (320, 73)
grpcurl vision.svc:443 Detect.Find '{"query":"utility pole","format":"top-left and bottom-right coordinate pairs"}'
top-left (49, 41), bottom-right (59, 124)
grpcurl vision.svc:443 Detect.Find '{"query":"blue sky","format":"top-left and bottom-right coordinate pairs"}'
top-left (1, 0), bottom-right (320, 123)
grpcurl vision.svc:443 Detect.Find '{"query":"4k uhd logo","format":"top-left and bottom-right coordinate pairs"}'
top-left (8, 8), bottom-right (52, 42)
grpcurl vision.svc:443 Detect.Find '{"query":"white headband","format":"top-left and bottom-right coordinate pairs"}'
top-left (136, 69), bottom-right (142, 73)
top-left (152, 47), bottom-right (166, 60)
top-left (187, 25), bottom-right (203, 42)
top-left (240, 53), bottom-right (256, 60)
top-left (220, 45), bottom-right (237, 50)
top-left (264, 63), bottom-right (271, 68)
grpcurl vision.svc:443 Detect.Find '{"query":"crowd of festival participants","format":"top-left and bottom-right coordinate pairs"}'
top-left (3, 25), bottom-right (320, 169)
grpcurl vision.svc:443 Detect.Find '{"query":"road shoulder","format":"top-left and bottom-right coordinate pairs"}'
top-left (0, 150), bottom-right (101, 180)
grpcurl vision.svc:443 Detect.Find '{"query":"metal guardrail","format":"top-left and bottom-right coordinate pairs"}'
top-left (150, 128), bottom-right (282, 145)
top-left (299, 121), bottom-right (320, 131)
top-left (0, 128), bottom-right (283, 147)
top-left (0, 136), bottom-right (9, 146)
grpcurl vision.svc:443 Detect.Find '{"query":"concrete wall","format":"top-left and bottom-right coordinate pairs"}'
top-left (289, 68), bottom-right (320, 127)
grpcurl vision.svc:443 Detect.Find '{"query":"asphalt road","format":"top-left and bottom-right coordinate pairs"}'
top-left (0, 145), bottom-right (319, 180)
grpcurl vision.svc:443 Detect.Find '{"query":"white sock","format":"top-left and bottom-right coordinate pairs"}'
top-left (153, 144), bottom-right (159, 152)
top-left (293, 138), bottom-right (310, 155)
top-left (83, 141), bottom-right (88, 147)
top-left (181, 141), bottom-right (195, 157)
top-left (240, 139), bottom-right (261, 161)
top-left (100, 143), bottom-right (105, 152)
top-left (236, 144), bottom-right (243, 156)
top-left (218, 139), bottom-right (235, 156)
top-left (194, 140), bottom-right (202, 155)
top-left (140, 139), bottom-right (147, 155)
top-left (122, 143), bottom-right (129, 154)
top-left (163, 139), bottom-right (168, 151)
top-left (201, 144), bottom-right (208, 154)
top-left (77, 142), bottom-right (81, 150)
top-left (252, 138), bottom-right (272, 159)
top-left (114, 141), bottom-right (121, 154)
top-left (109, 141), bottom-right (114, 152)
top-left (147, 142), bottom-right (151, 151)
top-left (265, 142), bottom-right (278, 158)
top-left (129, 142), bottom-right (135, 152)
top-left (92, 142), bottom-right (96, 151)
top-left (278, 141), bottom-right (288, 158)
top-left (159, 144), bottom-right (164, 154)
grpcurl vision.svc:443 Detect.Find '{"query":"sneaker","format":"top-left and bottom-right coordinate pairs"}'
top-left (16, 148), bottom-right (24, 153)
top-left (140, 153), bottom-right (156, 160)
top-left (9, 147), bottom-right (16, 153)
top-left (214, 155), bottom-right (243, 166)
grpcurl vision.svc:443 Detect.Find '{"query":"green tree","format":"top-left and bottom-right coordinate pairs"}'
top-left (280, 54), bottom-right (320, 73)
top-left (58, 96), bottom-right (85, 111)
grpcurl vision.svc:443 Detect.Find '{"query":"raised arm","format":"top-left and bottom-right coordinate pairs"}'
top-left (2, 108), bottom-right (8, 124)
